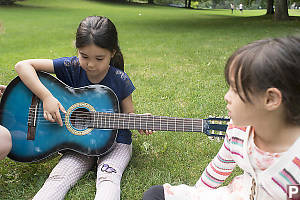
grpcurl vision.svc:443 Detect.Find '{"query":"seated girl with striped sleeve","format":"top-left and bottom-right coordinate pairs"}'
top-left (143, 36), bottom-right (300, 200)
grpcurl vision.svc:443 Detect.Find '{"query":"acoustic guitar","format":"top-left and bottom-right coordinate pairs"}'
top-left (0, 72), bottom-right (229, 163)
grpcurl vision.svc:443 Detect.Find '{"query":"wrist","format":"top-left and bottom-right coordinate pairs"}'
top-left (40, 91), bottom-right (53, 102)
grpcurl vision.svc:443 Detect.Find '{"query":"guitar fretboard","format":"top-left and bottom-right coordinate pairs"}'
top-left (89, 112), bottom-right (203, 132)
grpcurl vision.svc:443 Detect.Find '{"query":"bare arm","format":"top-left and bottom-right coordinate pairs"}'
top-left (15, 59), bottom-right (54, 100)
top-left (15, 59), bottom-right (66, 126)
top-left (121, 95), bottom-right (153, 135)
top-left (120, 95), bottom-right (135, 114)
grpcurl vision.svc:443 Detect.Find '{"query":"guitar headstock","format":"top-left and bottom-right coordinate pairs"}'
top-left (203, 117), bottom-right (229, 139)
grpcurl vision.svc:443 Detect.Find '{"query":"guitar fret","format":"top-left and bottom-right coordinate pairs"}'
top-left (192, 119), bottom-right (194, 132)
top-left (108, 112), bottom-right (111, 128)
top-left (152, 115), bottom-right (154, 130)
top-left (98, 112), bottom-right (100, 128)
top-left (128, 114), bottom-right (130, 129)
top-left (160, 116), bottom-right (162, 131)
top-left (133, 116), bottom-right (135, 129)
top-left (139, 115), bottom-right (142, 130)
top-left (113, 113), bottom-right (115, 129)
top-left (146, 115), bottom-right (148, 130)
top-left (118, 113), bottom-right (120, 129)
top-left (91, 112), bottom-right (207, 133)
top-left (165, 117), bottom-right (169, 130)
top-left (174, 118), bottom-right (176, 132)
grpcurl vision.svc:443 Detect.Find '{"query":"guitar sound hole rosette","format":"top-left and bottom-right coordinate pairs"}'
top-left (65, 102), bottom-right (96, 135)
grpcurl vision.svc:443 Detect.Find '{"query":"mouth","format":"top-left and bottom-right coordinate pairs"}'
top-left (86, 69), bottom-right (96, 73)
top-left (226, 106), bottom-right (231, 116)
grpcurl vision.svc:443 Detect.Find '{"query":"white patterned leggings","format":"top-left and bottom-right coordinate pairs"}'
top-left (33, 143), bottom-right (132, 200)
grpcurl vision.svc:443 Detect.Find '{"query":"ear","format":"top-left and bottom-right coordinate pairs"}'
top-left (264, 88), bottom-right (282, 111)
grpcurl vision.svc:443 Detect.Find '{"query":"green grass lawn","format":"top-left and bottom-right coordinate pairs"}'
top-left (1, 0), bottom-right (300, 199)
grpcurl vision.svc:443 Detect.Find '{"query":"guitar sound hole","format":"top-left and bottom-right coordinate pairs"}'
top-left (70, 108), bottom-right (91, 130)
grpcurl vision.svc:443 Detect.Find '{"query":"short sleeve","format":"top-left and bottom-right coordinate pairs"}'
top-left (53, 56), bottom-right (87, 87)
top-left (101, 67), bottom-right (135, 102)
top-left (117, 70), bottom-right (135, 101)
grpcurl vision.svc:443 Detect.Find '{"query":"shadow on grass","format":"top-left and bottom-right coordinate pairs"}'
top-left (87, 0), bottom-right (153, 7)
top-left (128, 13), bottom-right (300, 34)
top-left (0, 2), bottom-right (44, 9)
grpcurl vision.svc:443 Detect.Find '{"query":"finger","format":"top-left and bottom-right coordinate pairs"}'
top-left (44, 112), bottom-right (55, 122)
top-left (59, 103), bottom-right (66, 114)
top-left (54, 111), bottom-right (63, 126)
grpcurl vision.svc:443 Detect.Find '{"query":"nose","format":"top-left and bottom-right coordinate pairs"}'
top-left (224, 90), bottom-right (230, 103)
top-left (87, 61), bottom-right (95, 69)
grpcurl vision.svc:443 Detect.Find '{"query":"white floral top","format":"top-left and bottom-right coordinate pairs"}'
top-left (163, 124), bottom-right (299, 200)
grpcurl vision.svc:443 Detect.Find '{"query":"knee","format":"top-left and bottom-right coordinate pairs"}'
top-left (44, 173), bottom-right (75, 192)
top-left (143, 185), bottom-right (165, 200)
top-left (0, 126), bottom-right (12, 160)
top-left (97, 171), bottom-right (121, 186)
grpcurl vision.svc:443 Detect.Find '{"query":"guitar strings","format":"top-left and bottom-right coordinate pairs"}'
top-left (25, 118), bottom-right (225, 135)
top-left (28, 109), bottom-right (204, 122)
top-left (25, 117), bottom-right (207, 133)
top-left (28, 111), bottom-right (205, 125)
top-left (26, 110), bottom-right (226, 134)
top-left (27, 110), bottom-right (207, 125)
top-left (27, 111), bottom-right (204, 122)
top-left (29, 115), bottom-right (205, 127)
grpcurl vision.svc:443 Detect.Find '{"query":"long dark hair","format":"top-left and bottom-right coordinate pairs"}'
top-left (225, 36), bottom-right (300, 125)
top-left (75, 16), bottom-right (124, 71)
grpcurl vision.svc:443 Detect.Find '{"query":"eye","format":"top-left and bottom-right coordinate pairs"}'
top-left (96, 58), bottom-right (103, 61)
top-left (80, 54), bottom-right (88, 59)
top-left (79, 52), bottom-right (88, 59)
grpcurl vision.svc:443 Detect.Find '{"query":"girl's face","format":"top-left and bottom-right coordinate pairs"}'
top-left (224, 72), bottom-right (265, 127)
top-left (78, 44), bottom-right (114, 83)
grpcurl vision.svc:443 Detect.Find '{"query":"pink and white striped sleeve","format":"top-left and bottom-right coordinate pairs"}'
top-left (195, 132), bottom-right (237, 189)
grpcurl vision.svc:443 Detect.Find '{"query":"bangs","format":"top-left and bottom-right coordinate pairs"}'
top-left (225, 42), bottom-right (265, 103)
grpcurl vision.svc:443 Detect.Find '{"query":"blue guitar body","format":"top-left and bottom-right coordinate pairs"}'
top-left (0, 72), bottom-right (119, 163)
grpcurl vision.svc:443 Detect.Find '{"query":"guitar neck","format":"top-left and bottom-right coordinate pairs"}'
top-left (90, 112), bottom-right (203, 132)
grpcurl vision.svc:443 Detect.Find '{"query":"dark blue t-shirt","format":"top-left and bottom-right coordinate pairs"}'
top-left (53, 56), bottom-right (135, 144)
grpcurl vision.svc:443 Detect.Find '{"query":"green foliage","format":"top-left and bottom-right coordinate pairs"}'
top-left (0, 0), bottom-right (300, 199)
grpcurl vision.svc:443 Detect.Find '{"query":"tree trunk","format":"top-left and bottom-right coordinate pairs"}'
top-left (185, 0), bottom-right (188, 8)
top-left (274, 0), bottom-right (289, 20)
top-left (266, 0), bottom-right (274, 14)
top-left (148, 0), bottom-right (154, 4)
top-left (187, 0), bottom-right (191, 8)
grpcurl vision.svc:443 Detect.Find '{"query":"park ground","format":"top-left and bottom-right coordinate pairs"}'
top-left (1, 0), bottom-right (300, 199)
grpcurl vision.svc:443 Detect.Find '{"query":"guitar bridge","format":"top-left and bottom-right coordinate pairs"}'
top-left (27, 95), bottom-right (40, 140)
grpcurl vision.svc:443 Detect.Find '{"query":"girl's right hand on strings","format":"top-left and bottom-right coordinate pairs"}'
top-left (42, 95), bottom-right (66, 126)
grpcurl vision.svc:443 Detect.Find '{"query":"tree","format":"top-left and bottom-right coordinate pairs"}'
top-left (274, 0), bottom-right (289, 20)
top-left (185, 0), bottom-right (192, 8)
top-left (266, 0), bottom-right (275, 14)
top-left (265, 0), bottom-right (289, 20)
